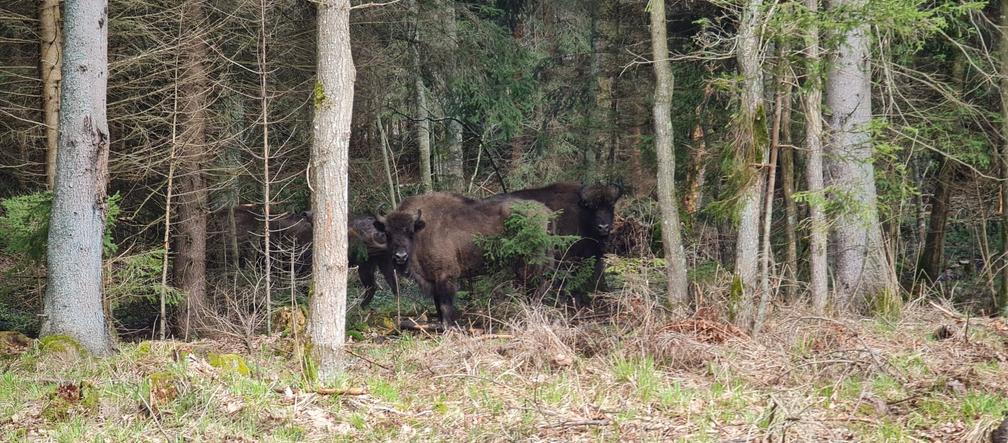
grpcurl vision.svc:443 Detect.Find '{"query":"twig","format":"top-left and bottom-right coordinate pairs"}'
top-left (272, 386), bottom-right (366, 396)
top-left (136, 391), bottom-right (173, 442)
top-left (350, 0), bottom-right (402, 10)
top-left (539, 419), bottom-right (611, 429)
top-left (345, 347), bottom-right (394, 373)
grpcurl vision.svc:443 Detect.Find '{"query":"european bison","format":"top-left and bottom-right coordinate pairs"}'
top-left (373, 192), bottom-right (551, 327)
top-left (490, 182), bottom-right (622, 304)
top-left (209, 205), bottom-right (397, 306)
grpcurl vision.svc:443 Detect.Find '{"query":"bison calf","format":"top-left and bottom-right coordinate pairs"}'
top-left (374, 192), bottom-right (551, 328)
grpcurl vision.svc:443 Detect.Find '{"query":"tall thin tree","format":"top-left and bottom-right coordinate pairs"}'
top-left (803, 0), bottom-right (829, 312)
top-left (999, 0), bottom-right (1008, 313)
top-left (733, 0), bottom-right (768, 328)
top-left (39, 0), bottom-right (61, 189)
top-left (648, 0), bottom-right (688, 307)
top-left (309, 0), bottom-right (354, 379)
top-left (42, 0), bottom-right (115, 356)
top-left (412, 0), bottom-right (433, 192)
top-left (175, 0), bottom-right (211, 338)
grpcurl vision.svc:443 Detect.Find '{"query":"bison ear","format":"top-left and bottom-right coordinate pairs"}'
top-left (609, 184), bottom-right (623, 202)
top-left (414, 209), bottom-right (425, 232)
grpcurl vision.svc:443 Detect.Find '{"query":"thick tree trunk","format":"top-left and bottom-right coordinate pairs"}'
top-left (40, 0), bottom-right (62, 190)
top-left (649, 0), bottom-right (689, 308)
top-left (825, 0), bottom-right (897, 309)
top-left (920, 160), bottom-right (953, 281)
top-left (412, 0), bottom-right (432, 192)
top-left (310, 0), bottom-right (353, 379)
top-left (42, 0), bottom-right (114, 356)
top-left (805, 0), bottom-right (829, 312)
top-left (174, 0), bottom-right (210, 338)
top-left (733, 0), bottom-right (768, 328)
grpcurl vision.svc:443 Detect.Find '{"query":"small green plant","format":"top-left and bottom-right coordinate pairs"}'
top-left (477, 202), bottom-right (577, 268)
top-left (0, 191), bottom-right (122, 263)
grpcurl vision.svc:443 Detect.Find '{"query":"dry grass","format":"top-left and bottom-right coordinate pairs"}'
top-left (3, 283), bottom-right (1008, 441)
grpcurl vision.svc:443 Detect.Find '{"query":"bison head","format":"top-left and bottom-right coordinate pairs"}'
top-left (578, 183), bottom-right (623, 238)
top-left (373, 209), bottom-right (426, 270)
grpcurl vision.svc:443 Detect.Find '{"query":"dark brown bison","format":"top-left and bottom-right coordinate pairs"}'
top-left (490, 182), bottom-right (622, 304)
top-left (373, 192), bottom-right (551, 327)
top-left (209, 205), bottom-right (397, 307)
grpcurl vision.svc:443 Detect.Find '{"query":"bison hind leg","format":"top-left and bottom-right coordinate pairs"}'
top-left (433, 279), bottom-right (460, 329)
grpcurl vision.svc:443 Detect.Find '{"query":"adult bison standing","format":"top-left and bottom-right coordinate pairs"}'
top-left (491, 182), bottom-right (622, 304)
top-left (374, 193), bottom-right (551, 328)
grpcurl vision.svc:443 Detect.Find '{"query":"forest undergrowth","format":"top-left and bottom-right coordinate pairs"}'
top-left (2, 258), bottom-right (1008, 442)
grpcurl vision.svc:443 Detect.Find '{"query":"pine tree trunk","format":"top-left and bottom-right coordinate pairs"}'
top-left (733, 0), bottom-right (768, 328)
top-left (42, 0), bottom-right (114, 356)
top-left (649, 0), bottom-right (689, 308)
top-left (175, 0), bottom-right (210, 338)
top-left (804, 0), bottom-right (829, 312)
top-left (412, 0), bottom-right (432, 192)
top-left (439, 0), bottom-right (464, 192)
top-left (825, 0), bottom-right (897, 309)
top-left (310, 0), bottom-right (354, 379)
top-left (40, 0), bottom-right (62, 190)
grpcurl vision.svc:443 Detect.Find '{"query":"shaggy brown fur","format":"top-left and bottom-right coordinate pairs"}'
top-left (375, 192), bottom-right (550, 327)
top-left (490, 182), bottom-right (622, 303)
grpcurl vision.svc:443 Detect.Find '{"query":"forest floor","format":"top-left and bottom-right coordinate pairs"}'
top-left (2, 265), bottom-right (1008, 442)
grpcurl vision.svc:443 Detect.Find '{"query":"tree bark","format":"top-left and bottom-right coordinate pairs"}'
top-left (999, 0), bottom-right (1008, 314)
top-left (684, 87), bottom-right (712, 214)
top-left (412, 0), bottom-right (433, 192)
top-left (733, 0), bottom-right (768, 328)
top-left (438, 0), bottom-right (464, 193)
top-left (804, 0), bottom-right (829, 312)
top-left (919, 160), bottom-right (953, 282)
top-left (42, 0), bottom-right (114, 356)
top-left (377, 114), bottom-right (397, 207)
top-left (776, 44), bottom-right (798, 297)
top-left (174, 0), bottom-right (210, 338)
top-left (649, 0), bottom-right (689, 308)
top-left (825, 0), bottom-right (897, 309)
top-left (40, 0), bottom-right (62, 190)
top-left (310, 0), bottom-right (354, 380)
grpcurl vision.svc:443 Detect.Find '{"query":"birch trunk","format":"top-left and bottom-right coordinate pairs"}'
top-left (310, 0), bottom-right (354, 379)
top-left (825, 0), bottom-right (897, 309)
top-left (804, 0), bottom-right (829, 312)
top-left (40, 0), bottom-right (62, 189)
top-left (649, 0), bottom-right (689, 307)
top-left (42, 0), bottom-right (114, 356)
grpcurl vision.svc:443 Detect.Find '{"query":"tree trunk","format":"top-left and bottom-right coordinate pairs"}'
top-left (825, 0), bottom-right (897, 309)
top-left (649, 0), bottom-right (689, 308)
top-left (804, 0), bottom-right (829, 312)
top-left (259, 0), bottom-right (273, 334)
top-left (684, 87), bottom-right (712, 214)
top-left (174, 0), bottom-right (210, 338)
top-left (439, 0), bottom-right (464, 193)
top-left (42, 0), bottom-right (114, 356)
top-left (999, 0), bottom-right (1008, 314)
top-left (777, 44), bottom-right (798, 298)
top-left (40, 0), bottom-right (62, 190)
top-left (413, 0), bottom-right (432, 192)
top-left (310, 0), bottom-right (354, 380)
top-left (919, 160), bottom-right (953, 282)
top-left (377, 114), bottom-right (397, 207)
top-left (733, 0), bottom-right (768, 328)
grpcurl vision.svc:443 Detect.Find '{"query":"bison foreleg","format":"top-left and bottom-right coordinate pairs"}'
top-left (377, 257), bottom-right (399, 300)
top-left (434, 279), bottom-right (459, 329)
top-left (357, 260), bottom-right (378, 308)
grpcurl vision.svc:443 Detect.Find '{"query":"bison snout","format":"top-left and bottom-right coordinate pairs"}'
top-left (597, 223), bottom-right (611, 235)
top-left (394, 251), bottom-right (408, 264)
